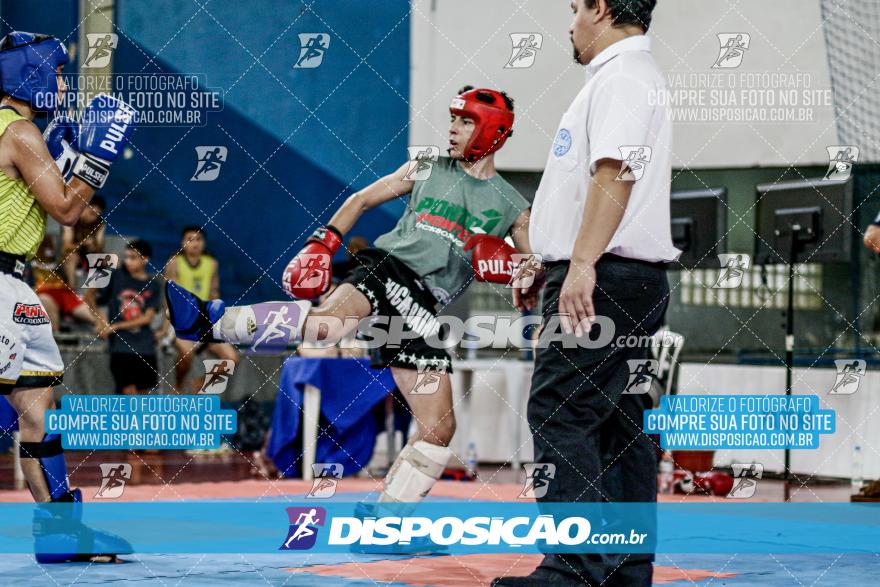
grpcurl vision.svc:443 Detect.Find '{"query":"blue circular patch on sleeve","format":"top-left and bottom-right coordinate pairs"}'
top-left (552, 128), bottom-right (572, 157)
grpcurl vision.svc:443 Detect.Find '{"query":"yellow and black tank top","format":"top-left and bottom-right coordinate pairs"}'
top-left (0, 108), bottom-right (47, 259)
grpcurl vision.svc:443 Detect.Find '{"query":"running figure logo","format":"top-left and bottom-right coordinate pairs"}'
top-left (82, 253), bottom-right (118, 288)
top-left (623, 359), bottom-right (658, 395)
top-left (505, 33), bottom-right (543, 69)
top-left (519, 463), bottom-right (556, 499)
top-left (252, 303), bottom-right (297, 352)
top-left (410, 361), bottom-right (448, 395)
top-left (509, 254), bottom-right (543, 289)
top-left (192, 146), bottom-right (228, 181)
top-left (824, 146), bottom-right (859, 181)
top-left (615, 146), bottom-right (652, 181)
top-left (294, 33), bottom-right (330, 68)
top-left (307, 463), bottom-right (343, 498)
top-left (280, 507), bottom-right (326, 550)
top-left (292, 253), bottom-right (331, 291)
top-left (829, 359), bottom-right (866, 395)
top-left (83, 33), bottom-right (118, 69)
top-left (713, 254), bottom-right (751, 289)
top-left (404, 146), bottom-right (440, 181)
top-left (727, 463), bottom-right (763, 499)
top-left (199, 359), bottom-right (235, 394)
top-left (712, 33), bottom-right (750, 68)
top-left (94, 463), bottom-right (132, 499)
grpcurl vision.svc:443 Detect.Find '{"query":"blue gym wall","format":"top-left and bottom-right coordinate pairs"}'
top-left (108, 0), bottom-right (410, 303)
top-left (1, 1), bottom-right (409, 304)
top-left (0, 0), bottom-right (79, 82)
top-left (0, 0), bottom-right (77, 42)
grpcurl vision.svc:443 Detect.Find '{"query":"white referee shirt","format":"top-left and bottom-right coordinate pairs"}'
top-left (529, 35), bottom-right (680, 263)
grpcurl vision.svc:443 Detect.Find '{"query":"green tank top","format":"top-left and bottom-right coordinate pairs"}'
top-left (374, 157), bottom-right (529, 304)
top-left (0, 108), bottom-right (47, 259)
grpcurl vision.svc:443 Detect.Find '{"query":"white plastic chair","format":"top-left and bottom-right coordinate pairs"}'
top-left (649, 329), bottom-right (685, 404)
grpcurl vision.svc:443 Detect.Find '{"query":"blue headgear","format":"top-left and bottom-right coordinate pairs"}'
top-left (0, 31), bottom-right (69, 111)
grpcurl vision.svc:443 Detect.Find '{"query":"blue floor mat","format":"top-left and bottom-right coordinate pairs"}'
top-left (1, 553), bottom-right (878, 585)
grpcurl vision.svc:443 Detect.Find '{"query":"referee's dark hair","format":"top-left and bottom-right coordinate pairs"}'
top-left (585, 0), bottom-right (657, 32)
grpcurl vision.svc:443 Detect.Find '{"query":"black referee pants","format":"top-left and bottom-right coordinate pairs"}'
top-left (527, 256), bottom-right (669, 586)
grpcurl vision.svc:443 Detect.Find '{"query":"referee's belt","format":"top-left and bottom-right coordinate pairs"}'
top-left (0, 251), bottom-right (26, 278)
top-left (544, 253), bottom-right (669, 271)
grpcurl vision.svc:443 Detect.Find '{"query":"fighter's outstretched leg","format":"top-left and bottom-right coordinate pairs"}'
top-left (165, 280), bottom-right (370, 347)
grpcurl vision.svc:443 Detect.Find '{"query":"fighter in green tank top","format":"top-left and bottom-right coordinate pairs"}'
top-left (374, 156), bottom-right (529, 304)
top-left (0, 108), bottom-right (47, 258)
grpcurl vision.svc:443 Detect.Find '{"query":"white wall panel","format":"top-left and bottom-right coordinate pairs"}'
top-left (410, 0), bottom-right (837, 170)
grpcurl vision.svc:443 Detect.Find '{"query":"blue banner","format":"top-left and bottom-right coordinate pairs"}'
top-left (644, 395), bottom-right (835, 449)
top-left (4, 502), bottom-right (880, 555)
top-left (45, 395), bottom-right (237, 450)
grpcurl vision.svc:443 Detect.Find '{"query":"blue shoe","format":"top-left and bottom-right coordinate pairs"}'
top-left (347, 502), bottom-right (447, 556)
top-left (34, 489), bottom-right (133, 564)
top-left (165, 281), bottom-right (225, 342)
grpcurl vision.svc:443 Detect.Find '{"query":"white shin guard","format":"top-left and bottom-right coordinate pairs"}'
top-left (379, 440), bottom-right (451, 503)
top-left (211, 301), bottom-right (311, 345)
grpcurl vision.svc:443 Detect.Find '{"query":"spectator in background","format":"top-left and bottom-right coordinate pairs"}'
top-left (163, 226), bottom-right (239, 392)
top-left (62, 195), bottom-right (106, 287)
top-left (32, 234), bottom-right (97, 331)
top-left (96, 240), bottom-right (161, 395)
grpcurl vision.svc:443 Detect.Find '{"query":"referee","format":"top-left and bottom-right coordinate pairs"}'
top-left (494, 1), bottom-right (677, 585)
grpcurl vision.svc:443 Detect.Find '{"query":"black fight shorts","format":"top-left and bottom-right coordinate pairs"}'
top-left (341, 248), bottom-right (452, 372)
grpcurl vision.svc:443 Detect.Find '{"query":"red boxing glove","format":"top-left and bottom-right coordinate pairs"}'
top-left (694, 471), bottom-right (734, 496)
top-left (282, 225), bottom-right (343, 299)
top-left (464, 234), bottom-right (517, 285)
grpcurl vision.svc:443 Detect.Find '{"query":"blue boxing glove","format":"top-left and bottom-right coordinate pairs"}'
top-left (43, 115), bottom-right (81, 179)
top-left (71, 93), bottom-right (137, 189)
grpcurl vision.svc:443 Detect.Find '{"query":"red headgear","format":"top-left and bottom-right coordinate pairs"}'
top-left (449, 88), bottom-right (514, 162)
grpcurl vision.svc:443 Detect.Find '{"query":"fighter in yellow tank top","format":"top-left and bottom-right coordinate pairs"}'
top-left (0, 32), bottom-right (137, 563)
top-left (0, 108), bottom-right (47, 258)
